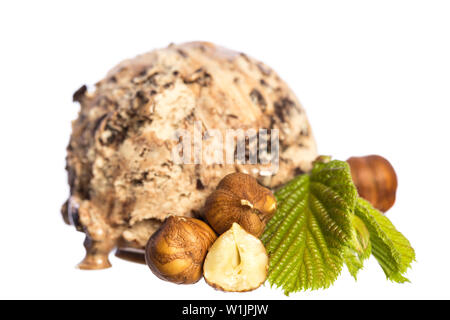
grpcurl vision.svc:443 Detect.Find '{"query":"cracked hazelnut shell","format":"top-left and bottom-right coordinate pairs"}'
top-left (203, 223), bottom-right (268, 292)
top-left (204, 172), bottom-right (277, 237)
top-left (145, 216), bottom-right (217, 284)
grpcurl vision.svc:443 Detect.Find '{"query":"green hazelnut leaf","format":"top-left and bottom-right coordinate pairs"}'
top-left (354, 198), bottom-right (415, 283)
top-left (344, 215), bottom-right (372, 279)
top-left (261, 160), bottom-right (357, 295)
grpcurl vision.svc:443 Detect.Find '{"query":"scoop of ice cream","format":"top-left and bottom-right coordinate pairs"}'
top-left (62, 41), bottom-right (317, 269)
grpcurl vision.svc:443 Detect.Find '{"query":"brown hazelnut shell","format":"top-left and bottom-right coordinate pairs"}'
top-left (347, 155), bottom-right (398, 212)
top-left (145, 216), bottom-right (216, 284)
top-left (204, 173), bottom-right (277, 237)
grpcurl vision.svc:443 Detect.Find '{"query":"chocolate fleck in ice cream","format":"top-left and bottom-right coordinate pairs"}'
top-left (62, 41), bottom-right (317, 269)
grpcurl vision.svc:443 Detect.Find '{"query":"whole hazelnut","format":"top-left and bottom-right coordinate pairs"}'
top-left (204, 172), bottom-right (277, 237)
top-left (347, 155), bottom-right (398, 212)
top-left (145, 216), bottom-right (216, 284)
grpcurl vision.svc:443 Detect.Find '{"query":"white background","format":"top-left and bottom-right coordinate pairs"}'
top-left (0, 0), bottom-right (449, 300)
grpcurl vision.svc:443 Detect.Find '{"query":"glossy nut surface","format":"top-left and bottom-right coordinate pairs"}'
top-left (347, 155), bottom-right (398, 212)
top-left (145, 216), bottom-right (216, 284)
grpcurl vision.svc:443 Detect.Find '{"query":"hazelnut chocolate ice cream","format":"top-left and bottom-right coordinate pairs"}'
top-left (62, 41), bottom-right (317, 269)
